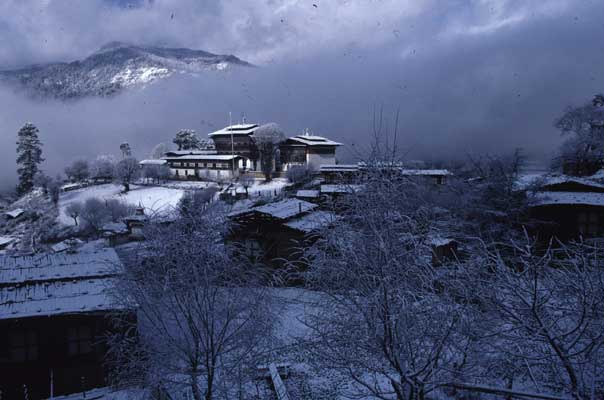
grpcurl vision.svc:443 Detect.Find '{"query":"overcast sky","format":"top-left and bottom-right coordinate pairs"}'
top-left (1, 0), bottom-right (604, 189)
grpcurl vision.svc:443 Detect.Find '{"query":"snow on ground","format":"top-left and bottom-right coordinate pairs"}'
top-left (58, 184), bottom-right (185, 225)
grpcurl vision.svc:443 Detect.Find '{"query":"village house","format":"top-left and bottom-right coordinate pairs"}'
top-left (529, 175), bottom-right (604, 241)
top-left (279, 133), bottom-right (342, 171)
top-left (319, 163), bottom-right (452, 185)
top-left (228, 198), bottom-right (336, 273)
top-left (0, 249), bottom-right (126, 399)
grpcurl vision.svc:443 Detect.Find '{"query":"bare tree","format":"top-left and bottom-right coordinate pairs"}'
top-left (105, 199), bottom-right (134, 222)
top-left (286, 165), bottom-right (312, 185)
top-left (253, 123), bottom-right (285, 181)
top-left (143, 164), bottom-right (160, 184)
top-left (64, 159), bottom-right (90, 182)
top-left (475, 236), bottom-right (604, 399)
top-left (91, 155), bottom-right (116, 182)
top-left (65, 202), bottom-right (83, 226)
top-left (114, 157), bottom-right (140, 192)
top-left (80, 198), bottom-right (111, 231)
top-left (150, 143), bottom-right (169, 159)
top-left (108, 205), bottom-right (273, 400)
top-left (239, 174), bottom-right (255, 197)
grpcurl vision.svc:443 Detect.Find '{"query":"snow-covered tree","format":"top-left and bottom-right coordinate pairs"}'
top-left (120, 142), bottom-right (132, 158)
top-left (114, 157), bottom-right (139, 192)
top-left (173, 129), bottom-right (201, 150)
top-left (33, 172), bottom-right (51, 194)
top-left (554, 94), bottom-right (604, 175)
top-left (65, 202), bottom-right (83, 226)
top-left (253, 123), bottom-right (285, 181)
top-left (108, 205), bottom-right (273, 400)
top-left (48, 177), bottom-right (61, 206)
top-left (150, 143), bottom-right (169, 159)
top-left (64, 159), bottom-right (90, 182)
top-left (91, 155), bottom-right (116, 181)
top-left (239, 174), bottom-right (255, 197)
top-left (16, 122), bottom-right (44, 195)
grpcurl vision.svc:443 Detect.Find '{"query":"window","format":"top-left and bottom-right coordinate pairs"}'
top-left (9, 330), bottom-right (38, 362)
top-left (68, 326), bottom-right (92, 356)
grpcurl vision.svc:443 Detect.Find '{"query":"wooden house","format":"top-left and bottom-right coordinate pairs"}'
top-left (320, 163), bottom-right (451, 185)
top-left (228, 199), bottom-right (335, 272)
top-left (279, 134), bottom-right (342, 171)
top-left (529, 175), bottom-right (604, 241)
top-left (162, 153), bottom-right (247, 181)
top-left (0, 249), bottom-right (126, 399)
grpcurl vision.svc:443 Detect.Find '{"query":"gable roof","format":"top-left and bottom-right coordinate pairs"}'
top-left (208, 124), bottom-right (260, 137)
top-left (229, 198), bottom-right (318, 220)
top-left (287, 135), bottom-right (342, 147)
top-left (0, 248), bottom-right (124, 320)
top-left (284, 211), bottom-right (336, 233)
top-left (531, 191), bottom-right (604, 207)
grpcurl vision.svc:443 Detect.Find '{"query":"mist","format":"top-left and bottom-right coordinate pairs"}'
top-left (2, 1), bottom-right (604, 192)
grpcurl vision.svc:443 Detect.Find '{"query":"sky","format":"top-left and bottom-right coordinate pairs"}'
top-left (1, 0), bottom-right (604, 190)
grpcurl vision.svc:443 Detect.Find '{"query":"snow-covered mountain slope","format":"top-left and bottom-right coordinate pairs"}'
top-left (0, 42), bottom-right (252, 100)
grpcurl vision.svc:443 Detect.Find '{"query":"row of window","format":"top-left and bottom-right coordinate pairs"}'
top-left (170, 162), bottom-right (230, 169)
top-left (3, 326), bottom-right (93, 362)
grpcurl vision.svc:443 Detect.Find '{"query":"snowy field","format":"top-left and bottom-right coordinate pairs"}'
top-left (57, 184), bottom-right (186, 225)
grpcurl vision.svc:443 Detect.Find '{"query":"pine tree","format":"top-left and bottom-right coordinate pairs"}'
top-left (16, 123), bottom-right (44, 195)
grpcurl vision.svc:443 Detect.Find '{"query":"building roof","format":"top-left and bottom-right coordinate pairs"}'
top-left (0, 248), bottom-right (123, 320)
top-left (287, 135), bottom-right (342, 147)
top-left (398, 169), bottom-right (451, 176)
top-left (208, 124), bottom-right (260, 137)
top-left (531, 191), bottom-right (604, 207)
top-left (162, 154), bottom-right (243, 161)
top-left (539, 175), bottom-right (604, 191)
top-left (320, 184), bottom-right (364, 194)
top-left (139, 159), bottom-right (168, 166)
top-left (285, 211), bottom-right (336, 233)
top-left (319, 164), bottom-right (359, 173)
top-left (230, 198), bottom-right (318, 220)
top-left (0, 236), bottom-right (15, 248)
top-left (102, 222), bottom-right (129, 234)
top-left (164, 150), bottom-right (218, 157)
top-left (50, 239), bottom-right (83, 253)
top-left (296, 189), bottom-right (320, 198)
top-left (5, 208), bottom-right (25, 219)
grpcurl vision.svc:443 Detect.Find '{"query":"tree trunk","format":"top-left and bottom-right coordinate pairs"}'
top-left (123, 182), bottom-right (130, 192)
top-left (190, 374), bottom-right (203, 400)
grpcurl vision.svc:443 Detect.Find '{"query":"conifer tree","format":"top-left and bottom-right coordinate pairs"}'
top-left (16, 122), bottom-right (44, 195)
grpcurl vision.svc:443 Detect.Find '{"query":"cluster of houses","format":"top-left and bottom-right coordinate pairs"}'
top-left (6, 120), bottom-right (604, 398)
top-left (140, 123), bottom-right (342, 180)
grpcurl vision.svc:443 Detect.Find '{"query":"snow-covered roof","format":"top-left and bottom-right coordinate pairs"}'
top-left (102, 222), bottom-right (129, 234)
top-left (296, 189), bottom-right (320, 198)
top-left (319, 164), bottom-right (359, 172)
top-left (139, 159), bottom-right (167, 166)
top-left (0, 248), bottom-right (123, 319)
top-left (398, 169), bottom-right (451, 176)
top-left (231, 198), bottom-right (318, 220)
top-left (531, 191), bottom-right (604, 207)
top-left (320, 184), bottom-right (364, 194)
top-left (428, 237), bottom-right (456, 247)
top-left (5, 208), bottom-right (25, 219)
top-left (287, 135), bottom-right (342, 146)
top-left (51, 239), bottom-right (83, 253)
top-left (0, 236), bottom-right (15, 247)
top-left (539, 175), bottom-right (604, 191)
top-left (285, 211), bottom-right (336, 233)
top-left (163, 154), bottom-right (243, 161)
top-left (253, 198), bottom-right (318, 220)
top-left (208, 124), bottom-right (260, 137)
top-left (164, 150), bottom-right (218, 156)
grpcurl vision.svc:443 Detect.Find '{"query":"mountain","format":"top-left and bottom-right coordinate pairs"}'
top-left (0, 42), bottom-right (252, 100)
